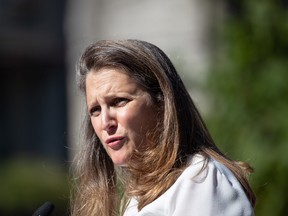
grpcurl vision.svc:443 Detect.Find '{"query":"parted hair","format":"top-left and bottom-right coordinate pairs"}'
top-left (71, 39), bottom-right (256, 216)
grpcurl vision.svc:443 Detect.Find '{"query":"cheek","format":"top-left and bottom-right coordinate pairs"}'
top-left (119, 105), bottom-right (156, 135)
top-left (117, 110), bottom-right (137, 129)
top-left (91, 118), bottom-right (101, 137)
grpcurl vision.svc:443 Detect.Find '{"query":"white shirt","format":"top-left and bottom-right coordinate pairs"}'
top-left (124, 155), bottom-right (254, 216)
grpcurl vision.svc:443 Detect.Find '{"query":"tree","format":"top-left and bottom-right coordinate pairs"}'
top-left (206, 1), bottom-right (288, 215)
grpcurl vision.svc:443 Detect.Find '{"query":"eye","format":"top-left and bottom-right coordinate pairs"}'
top-left (89, 105), bottom-right (101, 117)
top-left (111, 97), bottom-right (130, 107)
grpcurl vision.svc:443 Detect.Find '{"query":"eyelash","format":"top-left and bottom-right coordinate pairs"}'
top-left (111, 97), bottom-right (129, 106)
top-left (89, 98), bottom-right (130, 117)
top-left (89, 106), bottom-right (101, 117)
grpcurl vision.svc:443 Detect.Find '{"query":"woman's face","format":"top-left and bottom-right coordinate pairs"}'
top-left (85, 68), bottom-right (158, 166)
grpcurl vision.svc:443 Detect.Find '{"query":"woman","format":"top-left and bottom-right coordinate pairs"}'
top-left (71, 39), bottom-right (256, 216)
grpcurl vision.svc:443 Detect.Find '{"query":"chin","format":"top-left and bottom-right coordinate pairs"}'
top-left (111, 156), bottom-right (128, 166)
top-left (113, 160), bottom-right (128, 167)
top-left (109, 149), bottom-right (131, 166)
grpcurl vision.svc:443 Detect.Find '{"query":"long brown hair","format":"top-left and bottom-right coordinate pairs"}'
top-left (71, 39), bottom-right (256, 216)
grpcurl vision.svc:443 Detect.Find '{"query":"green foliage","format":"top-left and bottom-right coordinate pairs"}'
top-left (206, 0), bottom-right (288, 215)
top-left (0, 158), bottom-right (69, 216)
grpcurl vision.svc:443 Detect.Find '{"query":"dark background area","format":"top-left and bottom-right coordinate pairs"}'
top-left (0, 0), bottom-right (69, 215)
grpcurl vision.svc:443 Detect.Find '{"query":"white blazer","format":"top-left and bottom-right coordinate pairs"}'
top-left (124, 154), bottom-right (254, 216)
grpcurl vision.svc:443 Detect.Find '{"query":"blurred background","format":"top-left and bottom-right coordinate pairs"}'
top-left (0, 0), bottom-right (287, 215)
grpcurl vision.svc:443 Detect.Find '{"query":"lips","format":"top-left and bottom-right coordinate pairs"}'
top-left (105, 136), bottom-right (125, 150)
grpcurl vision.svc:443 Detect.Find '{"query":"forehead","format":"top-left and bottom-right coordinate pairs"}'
top-left (85, 67), bottom-right (143, 97)
top-left (86, 67), bottom-right (132, 87)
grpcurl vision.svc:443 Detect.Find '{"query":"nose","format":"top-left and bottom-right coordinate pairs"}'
top-left (101, 108), bottom-right (117, 132)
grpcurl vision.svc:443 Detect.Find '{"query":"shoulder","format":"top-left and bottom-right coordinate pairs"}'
top-left (124, 154), bottom-right (254, 216)
top-left (170, 154), bottom-right (254, 215)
